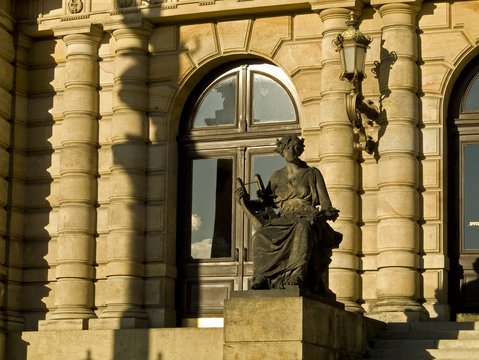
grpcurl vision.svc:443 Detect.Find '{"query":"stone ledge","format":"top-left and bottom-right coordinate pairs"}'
top-left (230, 286), bottom-right (345, 309)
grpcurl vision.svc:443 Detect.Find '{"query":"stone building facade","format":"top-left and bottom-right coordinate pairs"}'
top-left (1, 0), bottom-right (479, 358)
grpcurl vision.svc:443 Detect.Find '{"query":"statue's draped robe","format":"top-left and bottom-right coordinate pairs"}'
top-left (253, 163), bottom-right (342, 292)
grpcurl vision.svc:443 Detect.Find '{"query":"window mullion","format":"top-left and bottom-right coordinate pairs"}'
top-left (238, 65), bottom-right (248, 132)
top-left (235, 146), bottom-right (248, 291)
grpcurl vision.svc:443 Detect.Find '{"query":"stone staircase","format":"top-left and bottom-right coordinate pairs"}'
top-left (364, 322), bottom-right (479, 359)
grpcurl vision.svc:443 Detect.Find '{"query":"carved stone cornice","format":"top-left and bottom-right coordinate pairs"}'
top-left (52, 21), bottom-right (103, 39)
top-left (309, 0), bottom-right (367, 12)
top-left (370, 0), bottom-right (422, 5)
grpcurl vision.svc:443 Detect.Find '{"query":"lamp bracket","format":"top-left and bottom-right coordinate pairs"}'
top-left (345, 91), bottom-right (380, 154)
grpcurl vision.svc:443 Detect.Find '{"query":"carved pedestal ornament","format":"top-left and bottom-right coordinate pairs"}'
top-left (68, 0), bottom-right (83, 14)
top-left (236, 136), bottom-right (342, 300)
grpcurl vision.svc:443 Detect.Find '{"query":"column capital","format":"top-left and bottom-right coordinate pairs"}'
top-left (110, 21), bottom-right (153, 53)
top-left (371, 0), bottom-right (423, 14)
top-left (104, 18), bottom-right (153, 36)
top-left (53, 22), bottom-right (103, 42)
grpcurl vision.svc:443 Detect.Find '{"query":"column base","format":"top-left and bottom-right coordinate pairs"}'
top-left (367, 299), bottom-right (428, 322)
top-left (340, 299), bottom-right (365, 314)
top-left (39, 319), bottom-right (89, 331)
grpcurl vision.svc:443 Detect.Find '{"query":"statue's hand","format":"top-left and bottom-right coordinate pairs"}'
top-left (235, 178), bottom-right (250, 203)
top-left (324, 207), bottom-right (340, 222)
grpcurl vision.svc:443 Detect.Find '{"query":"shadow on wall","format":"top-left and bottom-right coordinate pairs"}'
top-left (22, 38), bottom-right (55, 330)
top-left (416, 2), bottom-right (438, 319)
top-left (372, 39), bottom-right (395, 162)
top-left (109, 1), bottom-right (178, 359)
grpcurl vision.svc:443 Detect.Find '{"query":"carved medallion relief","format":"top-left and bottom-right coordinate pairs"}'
top-left (68, 0), bottom-right (83, 13)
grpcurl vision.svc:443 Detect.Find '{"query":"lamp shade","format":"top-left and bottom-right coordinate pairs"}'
top-left (334, 13), bottom-right (371, 82)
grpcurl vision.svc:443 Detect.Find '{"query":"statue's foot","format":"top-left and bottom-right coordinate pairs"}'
top-left (251, 276), bottom-right (268, 290)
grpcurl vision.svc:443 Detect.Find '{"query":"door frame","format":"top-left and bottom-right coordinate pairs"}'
top-left (447, 56), bottom-right (479, 318)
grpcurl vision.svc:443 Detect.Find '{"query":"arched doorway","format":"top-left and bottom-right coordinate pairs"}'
top-left (448, 55), bottom-right (479, 318)
top-left (176, 62), bottom-right (301, 324)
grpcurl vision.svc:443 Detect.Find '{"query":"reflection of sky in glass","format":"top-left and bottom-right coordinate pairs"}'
top-left (465, 76), bottom-right (479, 111)
top-left (251, 154), bottom-right (285, 199)
top-left (194, 76), bottom-right (236, 127)
top-left (191, 159), bottom-right (217, 259)
top-left (250, 154), bottom-right (285, 236)
top-left (253, 73), bottom-right (295, 123)
top-left (464, 144), bottom-right (479, 249)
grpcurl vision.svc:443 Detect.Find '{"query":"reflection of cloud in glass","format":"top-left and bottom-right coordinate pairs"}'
top-left (191, 213), bottom-right (202, 231)
top-left (191, 238), bottom-right (212, 259)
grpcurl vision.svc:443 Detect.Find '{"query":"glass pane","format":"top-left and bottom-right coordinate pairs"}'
top-left (249, 154), bottom-right (285, 238)
top-left (190, 158), bottom-right (233, 259)
top-left (356, 46), bottom-right (366, 74)
top-left (252, 73), bottom-right (296, 123)
top-left (194, 76), bottom-right (236, 127)
top-left (343, 43), bottom-right (356, 74)
top-left (251, 154), bottom-right (285, 201)
top-left (465, 75), bottom-right (479, 111)
top-left (464, 144), bottom-right (479, 250)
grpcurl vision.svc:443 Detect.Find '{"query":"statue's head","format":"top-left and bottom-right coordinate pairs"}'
top-left (275, 135), bottom-right (305, 158)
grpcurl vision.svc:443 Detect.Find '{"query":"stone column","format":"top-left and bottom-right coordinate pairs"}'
top-left (92, 24), bottom-right (151, 329)
top-left (369, 0), bottom-right (425, 321)
top-left (40, 26), bottom-right (103, 330)
top-left (316, 5), bottom-right (363, 313)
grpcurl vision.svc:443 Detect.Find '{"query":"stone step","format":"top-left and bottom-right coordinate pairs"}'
top-left (366, 349), bottom-right (479, 359)
top-left (380, 329), bottom-right (479, 340)
top-left (363, 322), bottom-right (479, 360)
top-left (373, 339), bottom-right (479, 350)
top-left (385, 321), bottom-right (479, 332)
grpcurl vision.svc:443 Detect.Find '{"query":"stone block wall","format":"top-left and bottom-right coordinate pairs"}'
top-left (0, 1), bottom-right (15, 355)
top-left (22, 38), bottom-right (62, 330)
top-left (417, 1), bottom-right (479, 319)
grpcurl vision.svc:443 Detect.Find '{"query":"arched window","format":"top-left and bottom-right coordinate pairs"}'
top-left (448, 56), bottom-right (479, 317)
top-left (177, 63), bottom-right (300, 322)
top-left (463, 73), bottom-right (479, 111)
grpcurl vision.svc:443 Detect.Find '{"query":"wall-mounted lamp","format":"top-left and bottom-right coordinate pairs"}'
top-left (333, 12), bottom-right (380, 154)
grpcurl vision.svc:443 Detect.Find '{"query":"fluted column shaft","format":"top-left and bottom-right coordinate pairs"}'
top-left (318, 7), bottom-right (363, 313)
top-left (95, 26), bottom-right (151, 328)
top-left (47, 28), bottom-right (103, 326)
top-left (370, 1), bottom-right (425, 321)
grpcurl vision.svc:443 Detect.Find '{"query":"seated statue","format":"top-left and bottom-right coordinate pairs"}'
top-left (236, 135), bottom-right (342, 298)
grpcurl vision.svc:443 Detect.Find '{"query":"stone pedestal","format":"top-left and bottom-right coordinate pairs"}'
top-left (223, 289), bottom-right (384, 360)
